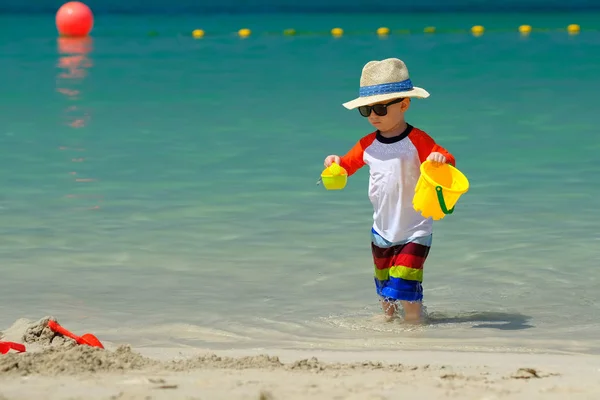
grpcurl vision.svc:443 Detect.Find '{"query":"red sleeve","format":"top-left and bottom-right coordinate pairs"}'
top-left (339, 132), bottom-right (377, 176)
top-left (408, 128), bottom-right (456, 167)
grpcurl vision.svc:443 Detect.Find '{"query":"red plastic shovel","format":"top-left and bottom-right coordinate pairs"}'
top-left (0, 341), bottom-right (26, 354)
top-left (47, 320), bottom-right (104, 349)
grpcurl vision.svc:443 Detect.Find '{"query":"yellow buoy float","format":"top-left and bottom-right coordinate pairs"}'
top-left (238, 28), bottom-right (251, 38)
top-left (471, 25), bottom-right (484, 36)
top-left (567, 24), bottom-right (580, 35)
top-left (424, 26), bottom-right (436, 33)
top-left (331, 27), bottom-right (343, 37)
top-left (518, 25), bottom-right (532, 35)
top-left (192, 29), bottom-right (205, 39)
top-left (376, 27), bottom-right (390, 36)
top-left (412, 160), bottom-right (469, 220)
top-left (320, 163), bottom-right (347, 190)
top-left (283, 28), bottom-right (296, 36)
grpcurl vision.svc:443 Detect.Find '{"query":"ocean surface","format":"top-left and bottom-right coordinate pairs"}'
top-left (1, 12), bottom-right (599, 355)
top-left (4, 0), bottom-right (600, 13)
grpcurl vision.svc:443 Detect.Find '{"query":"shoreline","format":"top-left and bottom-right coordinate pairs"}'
top-left (1, 317), bottom-right (599, 399)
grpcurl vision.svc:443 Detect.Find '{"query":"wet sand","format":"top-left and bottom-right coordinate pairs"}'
top-left (1, 317), bottom-right (599, 399)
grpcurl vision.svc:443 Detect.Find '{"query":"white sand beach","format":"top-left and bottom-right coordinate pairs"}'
top-left (1, 317), bottom-right (599, 400)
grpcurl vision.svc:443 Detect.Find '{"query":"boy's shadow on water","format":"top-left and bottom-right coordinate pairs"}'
top-left (426, 311), bottom-right (534, 331)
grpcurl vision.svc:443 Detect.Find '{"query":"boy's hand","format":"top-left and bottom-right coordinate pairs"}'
top-left (324, 155), bottom-right (341, 167)
top-left (427, 152), bottom-right (446, 165)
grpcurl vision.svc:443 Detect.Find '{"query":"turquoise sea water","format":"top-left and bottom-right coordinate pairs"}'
top-left (1, 13), bottom-right (599, 354)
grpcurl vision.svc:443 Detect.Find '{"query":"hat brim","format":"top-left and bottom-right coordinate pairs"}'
top-left (342, 87), bottom-right (430, 110)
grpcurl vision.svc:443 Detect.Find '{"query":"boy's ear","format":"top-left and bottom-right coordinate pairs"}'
top-left (401, 98), bottom-right (411, 112)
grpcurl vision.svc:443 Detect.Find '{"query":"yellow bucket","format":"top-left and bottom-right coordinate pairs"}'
top-left (321, 163), bottom-right (347, 190)
top-left (413, 160), bottom-right (469, 220)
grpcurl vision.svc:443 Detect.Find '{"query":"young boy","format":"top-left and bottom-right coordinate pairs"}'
top-left (323, 58), bottom-right (455, 323)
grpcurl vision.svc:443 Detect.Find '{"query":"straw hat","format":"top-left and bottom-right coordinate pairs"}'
top-left (342, 58), bottom-right (430, 110)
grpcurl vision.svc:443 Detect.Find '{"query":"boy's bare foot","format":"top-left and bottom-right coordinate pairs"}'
top-left (370, 313), bottom-right (398, 323)
top-left (383, 314), bottom-right (397, 322)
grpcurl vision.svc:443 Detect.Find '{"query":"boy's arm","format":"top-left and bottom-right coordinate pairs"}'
top-left (409, 129), bottom-right (456, 167)
top-left (339, 132), bottom-right (377, 176)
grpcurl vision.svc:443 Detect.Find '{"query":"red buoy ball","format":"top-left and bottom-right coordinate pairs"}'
top-left (56, 2), bottom-right (94, 37)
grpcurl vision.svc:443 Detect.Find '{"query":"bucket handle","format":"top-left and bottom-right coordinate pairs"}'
top-left (435, 186), bottom-right (454, 215)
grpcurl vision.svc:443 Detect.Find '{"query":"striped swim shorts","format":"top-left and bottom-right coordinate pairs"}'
top-left (371, 228), bottom-right (432, 302)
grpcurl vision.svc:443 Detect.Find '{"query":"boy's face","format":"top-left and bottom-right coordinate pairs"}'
top-left (359, 97), bottom-right (409, 132)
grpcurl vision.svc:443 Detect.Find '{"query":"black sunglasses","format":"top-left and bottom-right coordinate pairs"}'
top-left (358, 98), bottom-right (405, 117)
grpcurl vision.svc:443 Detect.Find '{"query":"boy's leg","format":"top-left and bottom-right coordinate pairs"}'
top-left (380, 299), bottom-right (422, 323)
top-left (381, 299), bottom-right (398, 318)
top-left (400, 301), bottom-right (422, 323)
top-left (372, 229), bottom-right (399, 320)
top-left (372, 230), bottom-right (432, 323)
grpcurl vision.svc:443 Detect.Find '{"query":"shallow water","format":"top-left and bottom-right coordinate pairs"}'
top-left (1, 13), bottom-right (599, 355)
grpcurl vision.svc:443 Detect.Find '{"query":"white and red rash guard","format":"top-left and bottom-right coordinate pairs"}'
top-left (339, 124), bottom-right (456, 243)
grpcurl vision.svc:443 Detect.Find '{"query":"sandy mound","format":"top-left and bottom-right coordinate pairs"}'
top-left (0, 345), bottom-right (155, 376)
top-left (1, 347), bottom-right (411, 377)
top-left (0, 317), bottom-right (410, 377)
top-left (1, 316), bottom-right (75, 348)
top-left (168, 355), bottom-right (406, 373)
